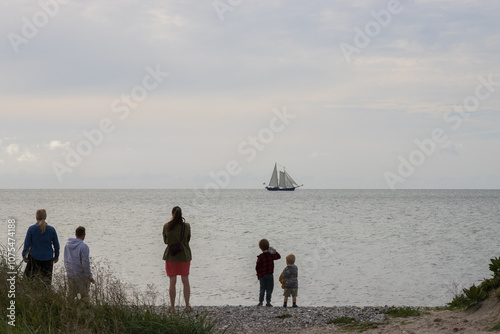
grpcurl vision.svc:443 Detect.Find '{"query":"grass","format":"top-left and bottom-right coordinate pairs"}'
top-left (0, 248), bottom-right (225, 334)
top-left (490, 322), bottom-right (500, 331)
top-left (275, 313), bottom-right (292, 319)
top-left (326, 316), bottom-right (377, 332)
top-left (383, 306), bottom-right (423, 318)
top-left (327, 316), bottom-right (357, 325)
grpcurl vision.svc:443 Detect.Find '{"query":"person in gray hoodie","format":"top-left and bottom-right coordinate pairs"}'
top-left (64, 226), bottom-right (94, 299)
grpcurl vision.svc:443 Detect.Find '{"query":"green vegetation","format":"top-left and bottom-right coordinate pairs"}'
top-left (383, 306), bottom-right (422, 318)
top-left (326, 316), bottom-right (377, 332)
top-left (490, 322), bottom-right (500, 331)
top-left (447, 256), bottom-right (500, 311)
top-left (327, 316), bottom-right (357, 325)
top-left (0, 248), bottom-right (225, 334)
top-left (489, 257), bottom-right (500, 277)
top-left (275, 313), bottom-right (292, 319)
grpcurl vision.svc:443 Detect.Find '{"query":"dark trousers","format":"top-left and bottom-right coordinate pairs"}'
top-left (24, 255), bottom-right (54, 286)
top-left (259, 274), bottom-right (274, 303)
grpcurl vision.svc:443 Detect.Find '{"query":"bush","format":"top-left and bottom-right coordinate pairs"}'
top-left (489, 257), bottom-right (500, 278)
top-left (448, 293), bottom-right (469, 310)
top-left (479, 276), bottom-right (500, 293)
top-left (448, 284), bottom-right (490, 311)
top-left (447, 255), bottom-right (500, 311)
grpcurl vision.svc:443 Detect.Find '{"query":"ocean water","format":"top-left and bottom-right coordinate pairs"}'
top-left (1, 189), bottom-right (499, 307)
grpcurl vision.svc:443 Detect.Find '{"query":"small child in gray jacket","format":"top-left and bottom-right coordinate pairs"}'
top-left (279, 254), bottom-right (298, 307)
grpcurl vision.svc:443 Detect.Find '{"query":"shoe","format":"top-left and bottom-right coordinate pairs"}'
top-left (266, 303), bottom-right (273, 307)
top-left (257, 302), bottom-right (263, 307)
top-left (292, 304), bottom-right (298, 308)
top-left (283, 304), bottom-right (287, 308)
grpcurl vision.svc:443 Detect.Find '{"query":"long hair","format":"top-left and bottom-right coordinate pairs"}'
top-left (167, 206), bottom-right (185, 231)
top-left (36, 209), bottom-right (47, 234)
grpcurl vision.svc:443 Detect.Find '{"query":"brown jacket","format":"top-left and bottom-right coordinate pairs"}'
top-left (162, 222), bottom-right (192, 262)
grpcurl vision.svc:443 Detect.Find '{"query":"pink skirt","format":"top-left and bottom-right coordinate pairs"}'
top-left (165, 261), bottom-right (190, 277)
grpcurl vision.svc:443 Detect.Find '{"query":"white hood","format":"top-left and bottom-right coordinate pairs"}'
top-left (65, 237), bottom-right (83, 250)
top-left (64, 238), bottom-right (93, 280)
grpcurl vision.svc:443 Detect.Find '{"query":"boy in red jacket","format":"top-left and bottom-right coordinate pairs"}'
top-left (255, 238), bottom-right (281, 307)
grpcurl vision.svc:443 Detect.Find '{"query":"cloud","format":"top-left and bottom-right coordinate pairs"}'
top-left (17, 150), bottom-right (37, 162)
top-left (0, 1), bottom-right (499, 188)
top-left (5, 144), bottom-right (19, 155)
top-left (48, 140), bottom-right (71, 150)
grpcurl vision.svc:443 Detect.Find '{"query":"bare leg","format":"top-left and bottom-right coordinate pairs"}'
top-left (181, 275), bottom-right (191, 311)
top-left (169, 276), bottom-right (177, 312)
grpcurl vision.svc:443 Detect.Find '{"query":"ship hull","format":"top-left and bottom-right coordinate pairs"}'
top-left (265, 187), bottom-right (295, 191)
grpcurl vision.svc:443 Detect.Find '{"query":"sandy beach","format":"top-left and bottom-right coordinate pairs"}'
top-left (193, 296), bottom-right (500, 334)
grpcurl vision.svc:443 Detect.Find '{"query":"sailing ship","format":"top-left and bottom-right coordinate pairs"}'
top-left (265, 163), bottom-right (302, 191)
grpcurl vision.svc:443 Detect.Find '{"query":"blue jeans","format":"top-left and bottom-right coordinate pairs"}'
top-left (259, 274), bottom-right (274, 304)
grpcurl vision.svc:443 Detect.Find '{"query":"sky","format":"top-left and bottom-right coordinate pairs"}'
top-left (1, 0), bottom-right (499, 189)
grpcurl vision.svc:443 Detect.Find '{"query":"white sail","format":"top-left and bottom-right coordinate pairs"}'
top-left (278, 171), bottom-right (287, 188)
top-left (268, 163), bottom-right (278, 187)
top-left (284, 172), bottom-right (295, 188)
top-left (285, 171), bottom-right (298, 187)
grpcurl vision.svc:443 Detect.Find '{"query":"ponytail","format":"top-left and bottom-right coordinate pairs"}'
top-left (36, 209), bottom-right (48, 234)
top-left (39, 219), bottom-right (47, 234)
top-left (167, 206), bottom-right (185, 231)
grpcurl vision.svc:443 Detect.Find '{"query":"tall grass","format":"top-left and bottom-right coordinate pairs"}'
top-left (0, 247), bottom-right (224, 334)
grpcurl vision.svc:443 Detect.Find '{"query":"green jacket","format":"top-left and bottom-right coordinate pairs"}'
top-left (163, 222), bottom-right (192, 262)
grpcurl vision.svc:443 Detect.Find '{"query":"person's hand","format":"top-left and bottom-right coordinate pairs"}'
top-left (53, 258), bottom-right (59, 264)
top-left (24, 259), bottom-right (29, 263)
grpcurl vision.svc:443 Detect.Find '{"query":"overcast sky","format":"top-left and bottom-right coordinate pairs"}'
top-left (1, 0), bottom-right (499, 189)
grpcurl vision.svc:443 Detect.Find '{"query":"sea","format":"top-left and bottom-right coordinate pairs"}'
top-left (1, 189), bottom-right (499, 307)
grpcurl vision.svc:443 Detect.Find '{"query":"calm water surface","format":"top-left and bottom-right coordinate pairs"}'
top-left (1, 189), bottom-right (499, 307)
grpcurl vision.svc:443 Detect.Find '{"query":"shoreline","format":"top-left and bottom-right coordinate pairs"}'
top-left (187, 305), bottom-right (393, 333)
top-left (181, 300), bottom-right (500, 334)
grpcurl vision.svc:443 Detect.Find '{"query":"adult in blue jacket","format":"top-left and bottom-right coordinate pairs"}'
top-left (22, 209), bottom-right (60, 285)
